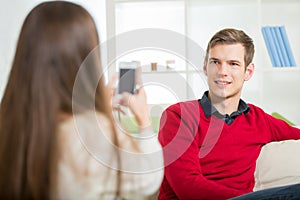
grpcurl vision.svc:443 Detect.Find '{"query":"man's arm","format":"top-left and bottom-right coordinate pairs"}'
top-left (158, 104), bottom-right (244, 199)
top-left (265, 112), bottom-right (300, 141)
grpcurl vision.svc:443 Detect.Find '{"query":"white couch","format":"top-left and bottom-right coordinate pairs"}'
top-left (254, 139), bottom-right (300, 191)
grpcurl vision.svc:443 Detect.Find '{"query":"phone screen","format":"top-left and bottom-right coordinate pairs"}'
top-left (118, 68), bottom-right (136, 94)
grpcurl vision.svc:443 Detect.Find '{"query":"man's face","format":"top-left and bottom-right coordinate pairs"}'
top-left (203, 43), bottom-right (254, 101)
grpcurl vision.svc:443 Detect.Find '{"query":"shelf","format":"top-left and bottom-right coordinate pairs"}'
top-left (189, 0), bottom-right (257, 6)
top-left (258, 67), bottom-right (300, 72)
top-left (261, 0), bottom-right (300, 4)
top-left (142, 70), bottom-right (187, 74)
top-left (142, 69), bottom-right (203, 74)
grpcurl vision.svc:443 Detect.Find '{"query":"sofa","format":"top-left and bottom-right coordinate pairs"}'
top-left (254, 112), bottom-right (300, 191)
top-left (254, 138), bottom-right (300, 191)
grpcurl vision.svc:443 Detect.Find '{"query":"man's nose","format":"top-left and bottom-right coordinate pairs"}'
top-left (218, 63), bottom-right (228, 76)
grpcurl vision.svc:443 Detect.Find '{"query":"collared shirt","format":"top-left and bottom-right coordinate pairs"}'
top-left (198, 91), bottom-right (250, 125)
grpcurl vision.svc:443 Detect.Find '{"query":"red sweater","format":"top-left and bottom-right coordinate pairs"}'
top-left (158, 100), bottom-right (300, 200)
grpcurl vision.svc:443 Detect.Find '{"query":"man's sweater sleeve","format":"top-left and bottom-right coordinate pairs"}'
top-left (264, 112), bottom-right (300, 141)
top-left (158, 105), bottom-right (244, 200)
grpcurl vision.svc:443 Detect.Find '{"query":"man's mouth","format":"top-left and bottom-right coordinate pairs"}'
top-left (215, 80), bottom-right (232, 86)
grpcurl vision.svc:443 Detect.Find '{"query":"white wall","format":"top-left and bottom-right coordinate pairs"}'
top-left (0, 0), bottom-right (106, 99)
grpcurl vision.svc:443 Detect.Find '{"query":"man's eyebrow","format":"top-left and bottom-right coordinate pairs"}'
top-left (229, 60), bottom-right (242, 64)
top-left (209, 58), bottom-right (242, 64)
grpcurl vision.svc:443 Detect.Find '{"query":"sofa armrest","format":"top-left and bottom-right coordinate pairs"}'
top-left (254, 139), bottom-right (300, 191)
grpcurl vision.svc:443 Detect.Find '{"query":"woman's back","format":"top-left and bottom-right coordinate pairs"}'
top-left (54, 111), bottom-right (162, 199)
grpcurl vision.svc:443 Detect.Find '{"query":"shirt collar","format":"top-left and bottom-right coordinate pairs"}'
top-left (199, 91), bottom-right (250, 119)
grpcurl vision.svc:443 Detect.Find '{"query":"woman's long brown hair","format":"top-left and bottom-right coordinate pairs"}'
top-left (0, 2), bottom-right (120, 199)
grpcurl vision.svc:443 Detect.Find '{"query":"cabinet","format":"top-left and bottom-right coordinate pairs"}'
top-left (107, 0), bottom-right (300, 124)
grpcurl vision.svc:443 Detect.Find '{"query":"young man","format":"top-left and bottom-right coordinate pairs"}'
top-left (158, 28), bottom-right (300, 200)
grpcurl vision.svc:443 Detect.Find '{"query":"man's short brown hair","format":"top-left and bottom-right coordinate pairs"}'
top-left (205, 28), bottom-right (254, 67)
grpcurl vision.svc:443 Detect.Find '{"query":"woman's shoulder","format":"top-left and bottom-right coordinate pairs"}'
top-left (59, 111), bottom-right (111, 136)
top-left (57, 111), bottom-right (140, 154)
top-left (57, 111), bottom-right (114, 157)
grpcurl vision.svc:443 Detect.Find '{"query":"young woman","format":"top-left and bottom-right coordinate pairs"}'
top-left (0, 2), bottom-right (163, 199)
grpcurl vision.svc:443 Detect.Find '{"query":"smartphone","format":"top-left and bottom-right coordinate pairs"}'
top-left (117, 61), bottom-right (137, 94)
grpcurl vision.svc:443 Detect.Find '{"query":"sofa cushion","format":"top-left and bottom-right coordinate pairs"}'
top-left (254, 139), bottom-right (300, 191)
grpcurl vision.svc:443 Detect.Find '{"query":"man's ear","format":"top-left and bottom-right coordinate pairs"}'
top-left (244, 63), bottom-right (255, 81)
top-left (203, 60), bottom-right (208, 76)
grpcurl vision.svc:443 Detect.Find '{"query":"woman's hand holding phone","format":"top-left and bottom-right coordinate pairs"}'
top-left (117, 84), bottom-right (151, 129)
top-left (110, 64), bottom-right (151, 130)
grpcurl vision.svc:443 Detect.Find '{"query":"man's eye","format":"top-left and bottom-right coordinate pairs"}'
top-left (231, 62), bottom-right (239, 66)
top-left (210, 60), bottom-right (218, 64)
